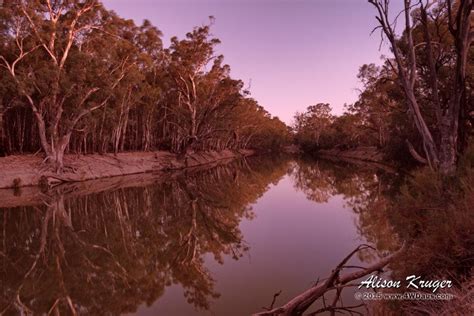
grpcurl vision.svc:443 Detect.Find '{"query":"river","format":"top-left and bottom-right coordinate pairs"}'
top-left (0, 155), bottom-right (402, 315)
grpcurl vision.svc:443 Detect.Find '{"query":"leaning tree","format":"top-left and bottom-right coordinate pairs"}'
top-left (369, 0), bottom-right (472, 175)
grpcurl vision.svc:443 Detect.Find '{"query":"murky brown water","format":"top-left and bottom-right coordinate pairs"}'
top-left (0, 156), bottom-right (400, 315)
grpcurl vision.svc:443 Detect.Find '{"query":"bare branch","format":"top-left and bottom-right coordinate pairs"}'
top-left (253, 244), bottom-right (406, 316)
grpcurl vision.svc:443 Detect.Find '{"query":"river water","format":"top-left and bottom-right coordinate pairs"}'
top-left (0, 155), bottom-right (401, 315)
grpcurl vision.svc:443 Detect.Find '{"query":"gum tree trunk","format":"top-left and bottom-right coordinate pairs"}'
top-left (439, 117), bottom-right (458, 175)
top-left (369, 0), bottom-right (472, 176)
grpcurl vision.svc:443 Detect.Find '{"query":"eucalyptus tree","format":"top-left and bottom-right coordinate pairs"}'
top-left (368, 0), bottom-right (473, 174)
top-left (165, 23), bottom-right (224, 153)
top-left (0, 65), bottom-right (9, 156)
top-left (133, 20), bottom-right (164, 151)
top-left (293, 103), bottom-right (334, 150)
top-left (230, 98), bottom-right (281, 149)
top-left (192, 60), bottom-right (246, 150)
top-left (235, 99), bottom-right (290, 151)
top-left (0, 5), bottom-right (289, 160)
top-left (349, 64), bottom-right (402, 148)
top-left (0, 0), bottom-right (135, 170)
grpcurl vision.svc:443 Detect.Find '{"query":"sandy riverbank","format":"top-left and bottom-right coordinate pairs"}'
top-left (0, 149), bottom-right (254, 190)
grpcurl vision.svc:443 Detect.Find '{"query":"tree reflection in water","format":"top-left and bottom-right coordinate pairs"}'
top-left (0, 156), bottom-right (290, 315)
top-left (290, 156), bottom-right (404, 264)
top-left (290, 157), bottom-right (473, 315)
top-left (4, 156), bottom-right (470, 315)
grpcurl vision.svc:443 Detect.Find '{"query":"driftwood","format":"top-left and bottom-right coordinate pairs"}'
top-left (253, 244), bottom-right (406, 316)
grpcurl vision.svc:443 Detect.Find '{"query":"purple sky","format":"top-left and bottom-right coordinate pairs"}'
top-left (102, 0), bottom-right (403, 124)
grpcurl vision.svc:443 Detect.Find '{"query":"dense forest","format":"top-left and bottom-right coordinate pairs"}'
top-left (293, 0), bottom-right (473, 174)
top-left (0, 1), bottom-right (290, 170)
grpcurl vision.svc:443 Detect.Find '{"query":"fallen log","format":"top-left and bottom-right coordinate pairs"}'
top-left (253, 244), bottom-right (406, 316)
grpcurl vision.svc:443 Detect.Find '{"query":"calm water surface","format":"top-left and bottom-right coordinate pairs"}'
top-left (0, 156), bottom-right (400, 315)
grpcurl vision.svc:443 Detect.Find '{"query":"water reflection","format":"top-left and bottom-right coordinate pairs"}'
top-left (1, 155), bottom-right (417, 315)
top-left (291, 157), bottom-right (404, 256)
top-left (0, 156), bottom-right (290, 315)
top-left (292, 157), bottom-right (473, 315)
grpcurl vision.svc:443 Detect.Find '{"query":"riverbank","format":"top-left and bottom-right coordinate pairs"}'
top-left (317, 146), bottom-right (383, 163)
top-left (0, 149), bottom-right (254, 190)
top-left (315, 146), bottom-right (401, 173)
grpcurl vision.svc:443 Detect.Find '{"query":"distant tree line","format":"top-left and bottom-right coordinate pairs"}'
top-left (294, 0), bottom-right (472, 173)
top-left (0, 1), bottom-right (290, 169)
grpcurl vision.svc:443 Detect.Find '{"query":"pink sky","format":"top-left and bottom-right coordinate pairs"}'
top-left (102, 0), bottom-right (403, 124)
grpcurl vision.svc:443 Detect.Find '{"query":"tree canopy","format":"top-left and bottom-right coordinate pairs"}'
top-left (0, 2), bottom-right (290, 170)
top-left (293, 0), bottom-right (473, 171)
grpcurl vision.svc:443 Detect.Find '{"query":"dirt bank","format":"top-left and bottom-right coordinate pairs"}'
top-left (317, 146), bottom-right (400, 173)
top-left (317, 146), bottom-right (383, 163)
top-left (0, 149), bottom-right (253, 190)
top-left (0, 156), bottom-right (247, 208)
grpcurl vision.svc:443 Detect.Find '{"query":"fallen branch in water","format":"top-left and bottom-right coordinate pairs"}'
top-left (262, 290), bottom-right (283, 311)
top-left (253, 244), bottom-right (406, 316)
